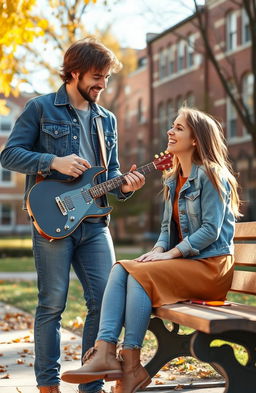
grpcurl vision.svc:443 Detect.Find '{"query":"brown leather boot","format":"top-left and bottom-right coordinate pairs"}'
top-left (38, 386), bottom-right (60, 393)
top-left (113, 348), bottom-right (151, 393)
top-left (61, 340), bottom-right (123, 384)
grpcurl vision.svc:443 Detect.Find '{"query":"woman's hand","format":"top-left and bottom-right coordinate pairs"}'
top-left (135, 247), bottom-right (182, 262)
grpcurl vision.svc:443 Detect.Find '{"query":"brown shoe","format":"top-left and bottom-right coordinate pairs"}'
top-left (61, 340), bottom-right (123, 384)
top-left (38, 386), bottom-right (61, 393)
top-left (113, 348), bottom-right (151, 393)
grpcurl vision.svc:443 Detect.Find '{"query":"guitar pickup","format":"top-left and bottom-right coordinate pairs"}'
top-left (55, 196), bottom-right (68, 216)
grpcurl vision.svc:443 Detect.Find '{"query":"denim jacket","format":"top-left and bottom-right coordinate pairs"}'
top-left (154, 164), bottom-right (235, 259)
top-left (0, 84), bottom-right (131, 214)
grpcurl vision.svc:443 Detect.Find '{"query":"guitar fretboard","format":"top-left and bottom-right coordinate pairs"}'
top-left (89, 162), bottom-right (155, 198)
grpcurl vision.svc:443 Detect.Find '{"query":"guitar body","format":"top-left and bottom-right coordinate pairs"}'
top-left (27, 166), bottom-right (112, 240)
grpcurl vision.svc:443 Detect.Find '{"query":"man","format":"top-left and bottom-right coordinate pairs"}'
top-left (0, 38), bottom-right (145, 393)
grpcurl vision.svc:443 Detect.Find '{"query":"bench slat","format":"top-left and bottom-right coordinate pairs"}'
top-left (234, 221), bottom-right (256, 240)
top-left (154, 302), bottom-right (256, 334)
top-left (231, 270), bottom-right (256, 295)
top-left (234, 243), bottom-right (256, 266)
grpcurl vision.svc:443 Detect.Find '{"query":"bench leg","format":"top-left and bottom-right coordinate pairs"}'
top-left (191, 330), bottom-right (256, 393)
top-left (145, 317), bottom-right (193, 377)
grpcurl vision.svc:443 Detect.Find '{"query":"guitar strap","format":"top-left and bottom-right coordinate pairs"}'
top-left (95, 116), bottom-right (107, 169)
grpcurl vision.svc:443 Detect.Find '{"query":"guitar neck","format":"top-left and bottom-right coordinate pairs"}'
top-left (89, 162), bottom-right (156, 199)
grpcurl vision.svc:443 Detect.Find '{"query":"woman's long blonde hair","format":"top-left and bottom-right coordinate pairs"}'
top-left (164, 107), bottom-right (241, 217)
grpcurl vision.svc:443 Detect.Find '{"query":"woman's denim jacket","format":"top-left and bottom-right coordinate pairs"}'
top-left (154, 164), bottom-right (235, 259)
top-left (0, 84), bottom-right (131, 216)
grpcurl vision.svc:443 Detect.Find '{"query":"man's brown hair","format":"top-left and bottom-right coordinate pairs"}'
top-left (60, 37), bottom-right (123, 83)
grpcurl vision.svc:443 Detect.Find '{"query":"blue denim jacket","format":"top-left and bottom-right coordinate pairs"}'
top-left (0, 84), bottom-right (131, 213)
top-left (154, 164), bottom-right (235, 259)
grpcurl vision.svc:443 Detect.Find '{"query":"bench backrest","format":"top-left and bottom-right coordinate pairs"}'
top-left (231, 221), bottom-right (256, 295)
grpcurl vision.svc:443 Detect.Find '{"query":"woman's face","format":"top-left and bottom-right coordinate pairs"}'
top-left (166, 113), bottom-right (196, 155)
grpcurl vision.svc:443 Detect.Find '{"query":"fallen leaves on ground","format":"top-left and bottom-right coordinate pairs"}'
top-left (0, 312), bottom-right (33, 331)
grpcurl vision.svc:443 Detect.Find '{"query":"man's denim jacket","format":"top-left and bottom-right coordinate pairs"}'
top-left (154, 164), bottom-right (235, 259)
top-left (0, 84), bottom-right (131, 217)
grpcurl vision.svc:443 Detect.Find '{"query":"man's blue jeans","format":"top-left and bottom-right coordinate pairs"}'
top-left (97, 264), bottom-right (152, 348)
top-left (32, 221), bottom-right (115, 392)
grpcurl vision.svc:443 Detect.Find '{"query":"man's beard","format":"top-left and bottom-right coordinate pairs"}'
top-left (77, 81), bottom-right (101, 103)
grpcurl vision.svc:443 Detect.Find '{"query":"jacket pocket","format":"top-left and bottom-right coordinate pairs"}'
top-left (41, 122), bottom-right (70, 155)
top-left (185, 189), bottom-right (201, 216)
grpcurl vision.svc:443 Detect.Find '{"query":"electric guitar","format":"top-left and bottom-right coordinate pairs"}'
top-left (27, 152), bottom-right (172, 240)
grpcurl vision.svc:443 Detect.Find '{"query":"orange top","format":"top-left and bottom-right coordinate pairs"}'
top-left (172, 173), bottom-right (187, 241)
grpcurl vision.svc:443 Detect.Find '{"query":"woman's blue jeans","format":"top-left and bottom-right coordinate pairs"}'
top-left (32, 221), bottom-right (115, 392)
top-left (97, 264), bottom-right (152, 348)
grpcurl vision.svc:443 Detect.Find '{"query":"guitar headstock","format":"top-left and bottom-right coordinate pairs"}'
top-left (153, 151), bottom-right (173, 171)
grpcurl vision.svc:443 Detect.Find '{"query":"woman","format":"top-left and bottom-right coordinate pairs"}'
top-left (61, 107), bottom-right (241, 393)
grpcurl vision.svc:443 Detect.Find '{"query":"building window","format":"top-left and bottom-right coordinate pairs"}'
top-left (242, 8), bottom-right (251, 44)
top-left (177, 40), bottom-right (185, 71)
top-left (187, 34), bottom-right (195, 67)
top-left (0, 167), bottom-right (12, 185)
top-left (226, 11), bottom-right (237, 51)
top-left (167, 100), bottom-right (175, 128)
top-left (0, 204), bottom-right (13, 226)
top-left (186, 93), bottom-right (195, 107)
top-left (137, 98), bottom-right (144, 124)
top-left (176, 96), bottom-right (184, 112)
top-left (227, 98), bottom-right (237, 139)
top-left (242, 73), bottom-right (254, 130)
top-left (168, 45), bottom-right (175, 75)
top-left (159, 49), bottom-right (166, 79)
top-left (158, 102), bottom-right (167, 150)
top-left (0, 110), bottom-right (12, 134)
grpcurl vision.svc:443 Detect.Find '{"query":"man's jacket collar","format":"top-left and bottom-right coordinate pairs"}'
top-left (54, 84), bottom-right (107, 117)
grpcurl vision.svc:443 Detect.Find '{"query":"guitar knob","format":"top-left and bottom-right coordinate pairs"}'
top-left (64, 225), bottom-right (70, 230)
top-left (160, 152), bottom-right (164, 156)
top-left (70, 216), bottom-right (75, 221)
top-left (154, 154), bottom-right (159, 159)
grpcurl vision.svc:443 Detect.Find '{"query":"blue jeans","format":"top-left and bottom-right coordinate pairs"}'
top-left (97, 264), bottom-right (152, 348)
top-left (32, 221), bottom-right (115, 392)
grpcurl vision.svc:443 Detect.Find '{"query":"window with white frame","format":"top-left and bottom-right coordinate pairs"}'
top-left (0, 166), bottom-right (13, 186)
top-left (168, 45), bottom-right (175, 75)
top-left (167, 100), bottom-right (175, 128)
top-left (242, 73), bottom-right (254, 126)
top-left (226, 11), bottom-right (237, 51)
top-left (176, 96), bottom-right (184, 112)
top-left (0, 107), bottom-right (13, 134)
top-left (187, 34), bottom-right (195, 68)
top-left (159, 49), bottom-right (166, 79)
top-left (227, 97), bottom-right (237, 139)
top-left (186, 93), bottom-right (195, 107)
top-left (0, 204), bottom-right (14, 226)
top-left (158, 102), bottom-right (167, 149)
top-left (177, 40), bottom-right (185, 71)
top-left (242, 8), bottom-right (251, 44)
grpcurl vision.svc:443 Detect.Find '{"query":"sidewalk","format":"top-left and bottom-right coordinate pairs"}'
top-left (0, 301), bottom-right (117, 393)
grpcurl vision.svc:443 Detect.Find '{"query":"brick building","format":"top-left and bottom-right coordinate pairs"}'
top-left (0, 94), bottom-right (32, 235)
top-left (112, 0), bottom-right (255, 239)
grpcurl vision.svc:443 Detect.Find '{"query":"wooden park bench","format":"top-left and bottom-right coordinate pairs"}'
top-left (145, 221), bottom-right (256, 393)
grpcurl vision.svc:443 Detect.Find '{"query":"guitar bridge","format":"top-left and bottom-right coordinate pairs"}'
top-left (55, 196), bottom-right (68, 216)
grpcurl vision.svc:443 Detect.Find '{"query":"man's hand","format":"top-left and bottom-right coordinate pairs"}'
top-left (50, 154), bottom-right (91, 177)
top-left (121, 164), bottom-right (145, 193)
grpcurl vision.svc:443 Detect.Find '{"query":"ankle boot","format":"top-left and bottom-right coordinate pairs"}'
top-left (38, 386), bottom-right (60, 393)
top-left (61, 340), bottom-right (123, 384)
top-left (113, 348), bottom-right (151, 393)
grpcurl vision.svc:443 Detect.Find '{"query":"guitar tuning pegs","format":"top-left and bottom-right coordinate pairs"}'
top-left (160, 152), bottom-right (164, 156)
top-left (165, 150), bottom-right (169, 154)
top-left (154, 154), bottom-right (159, 159)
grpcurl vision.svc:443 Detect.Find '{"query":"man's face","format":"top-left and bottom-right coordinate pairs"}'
top-left (76, 68), bottom-right (111, 103)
